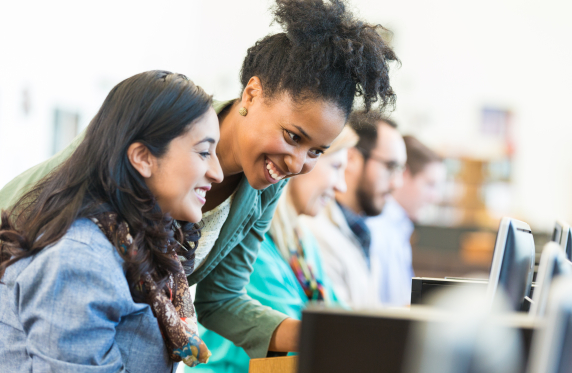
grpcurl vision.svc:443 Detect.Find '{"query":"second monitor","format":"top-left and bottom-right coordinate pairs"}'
top-left (485, 217), bottom-right (536, 311)
top-left (551, 220), bottom-right (572, 261)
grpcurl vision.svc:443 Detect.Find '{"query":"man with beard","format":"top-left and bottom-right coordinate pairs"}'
top-left (367, 136), bottom-right (445, 307)
top-left (300, 111), bottom-right (406, 308)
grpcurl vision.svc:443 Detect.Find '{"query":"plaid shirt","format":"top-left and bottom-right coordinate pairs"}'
top-left (336, 201), bottom-right (371, 268)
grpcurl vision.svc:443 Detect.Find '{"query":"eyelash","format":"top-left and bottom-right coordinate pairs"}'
top-left (199, 152), bottom-right (211, 159)
top-left (286, 130), bottom-right (301, 143)
top-left (285, 130), bottom-right (323, 158)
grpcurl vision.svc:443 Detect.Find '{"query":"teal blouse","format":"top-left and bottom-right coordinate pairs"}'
top-left (0, 100), bottom-right (289, 359)
top-left (188, 230), bottom-right (340, 373)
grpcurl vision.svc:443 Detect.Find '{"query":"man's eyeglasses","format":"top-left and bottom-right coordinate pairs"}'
top-left (366, 153), bottom-right (405, 176)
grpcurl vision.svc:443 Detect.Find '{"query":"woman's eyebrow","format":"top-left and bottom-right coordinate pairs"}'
top-left (292, 125), bottom-right (330, 149)
top-left (195, 137), bottom-right (216, 145)
top-left (293, 125), bottom-right (312, 140)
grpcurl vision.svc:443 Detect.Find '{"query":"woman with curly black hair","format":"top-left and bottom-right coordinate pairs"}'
top-left (0, 0), bottom-right (398, 365)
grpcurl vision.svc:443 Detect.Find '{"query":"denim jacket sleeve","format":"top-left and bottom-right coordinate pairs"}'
top-left (14, 228), bottom-right (136, 372)
top-left (194, 182), bottom-right (289, 359)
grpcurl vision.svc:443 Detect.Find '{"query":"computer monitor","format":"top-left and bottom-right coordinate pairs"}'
top-left (529, 242), bottom-right (572, 318)
top-left (486, 217), bottom-right (535, 311)
top-left (404, 286), bottom-right (527, 373)
top-left (297, 307), bottom-right (535, 373)
top-left (527, 277), bottom-right (572, 373)
top-left (552, 220), bottom-right (572, 261)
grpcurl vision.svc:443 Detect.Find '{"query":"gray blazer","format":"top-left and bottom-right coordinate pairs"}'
top-left (0, 219), bottom-right (175, 373)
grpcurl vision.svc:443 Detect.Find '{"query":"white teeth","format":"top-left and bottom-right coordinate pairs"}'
top-left (269, 172), bottom-right (283, 181)
top-left (266, 159), bottom-right (284, 181)
top-left (195, 189), bottom-right (206, 198)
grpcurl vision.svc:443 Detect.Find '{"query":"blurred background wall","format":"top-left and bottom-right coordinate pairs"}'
top-left (1, 0), bottom-right (571, 274)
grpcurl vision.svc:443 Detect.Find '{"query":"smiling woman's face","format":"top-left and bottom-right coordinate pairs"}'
top-left (288, 148), bottom-right (349, 217)
top-left (144, 108), bottom-right (223, 223)
top-left (234, 92), bottom-right (346, 190)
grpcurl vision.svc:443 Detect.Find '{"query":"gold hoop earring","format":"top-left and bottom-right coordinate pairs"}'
top-left (238, 107), bottom-right (248, 117)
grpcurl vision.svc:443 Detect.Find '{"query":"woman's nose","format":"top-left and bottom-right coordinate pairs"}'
top-left (333, 172), bottom-right (347, 194)
top-left (284, 151), bottom-right (306, 175)
top-left (207, 155), bottom-right (224, 184)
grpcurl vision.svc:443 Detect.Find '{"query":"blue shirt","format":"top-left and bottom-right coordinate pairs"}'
top-left (366, 197), bottom-right (415, 306)
top-left (0, 219), bottom-right (175, 373)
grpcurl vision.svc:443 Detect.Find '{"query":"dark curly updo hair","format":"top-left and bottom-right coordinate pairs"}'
top-left (240, 0), bottom-right (398, 116)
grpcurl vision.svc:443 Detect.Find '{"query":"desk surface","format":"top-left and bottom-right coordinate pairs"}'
top-left (249, 355), bottom-right (298, 373)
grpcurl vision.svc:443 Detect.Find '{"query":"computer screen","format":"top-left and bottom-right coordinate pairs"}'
top-left (529, 242), bottom-right (572, 317)
top-left (298, 308), bottom-right (414, 373)
top-left (556, 313), bottom-right (572, 373)
top-left (528, 278), bottom-right (572, 373)
top-left (552, 221), bottom-right (572, 261)
top-left (486, 217), bottom-right (535, 311)
top-left (297, 307), bottom-right (534, 373)
top-left (552, 222), bottom-right (563, 243)
top-left (564, 229), bottom-right (572, 262)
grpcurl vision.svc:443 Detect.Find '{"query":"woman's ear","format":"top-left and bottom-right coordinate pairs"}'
top-left (241, 76), bottom-right (263, 108)
top-left (127, 142), bottom-right (155, 178)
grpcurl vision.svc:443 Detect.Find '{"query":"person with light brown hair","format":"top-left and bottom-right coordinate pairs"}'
top-left (366, 135), bottom-right (446, 306)
top-left (303, 110), bottom-right (407, 308)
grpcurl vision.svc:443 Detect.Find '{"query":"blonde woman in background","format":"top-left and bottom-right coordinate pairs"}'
top-left (189, 127), bottom-right (358, 373)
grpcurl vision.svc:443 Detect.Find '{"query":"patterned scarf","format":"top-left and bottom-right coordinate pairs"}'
top-left (91, 212), bottom-right (211, 368)
top-left (287, 228), bottom-right (327, 302)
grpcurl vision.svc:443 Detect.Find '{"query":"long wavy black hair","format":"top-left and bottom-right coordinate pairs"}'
top-left (241, 0), bottom-right (399, 117)
top-left (0, 70), bottom-right (212, 302)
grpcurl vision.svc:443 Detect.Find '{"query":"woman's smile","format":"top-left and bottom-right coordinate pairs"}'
top-left (194, 186), bottom-right (211, 205)
top-left (265, 157), bottom-right (287, 183)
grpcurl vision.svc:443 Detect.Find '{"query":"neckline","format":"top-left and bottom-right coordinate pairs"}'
top-left (201, 189), bottom-right (237, 218)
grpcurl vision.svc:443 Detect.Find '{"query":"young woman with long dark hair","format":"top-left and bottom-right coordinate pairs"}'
top-left (0, 0), bottom-right (399, 362)
top-left (0, 71), bottom-right (223, 371)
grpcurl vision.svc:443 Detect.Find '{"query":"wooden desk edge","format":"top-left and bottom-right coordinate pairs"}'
top-left (249, 355), bottom-right (298, 373)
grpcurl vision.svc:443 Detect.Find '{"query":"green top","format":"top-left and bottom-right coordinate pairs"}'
top-left (0, 100), bottom-right (289, 359)
top-left (188, 230), bottom-right (341, 373)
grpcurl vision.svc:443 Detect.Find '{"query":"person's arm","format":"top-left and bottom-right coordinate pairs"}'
top-left (269, 318), bottom-right (300, 352)
top-left (194, 181), bottom-right (299, 358)
top-left (16, 236), bottom-right (129, 372)
top-left (245, 236), bottom-right (306, 352)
